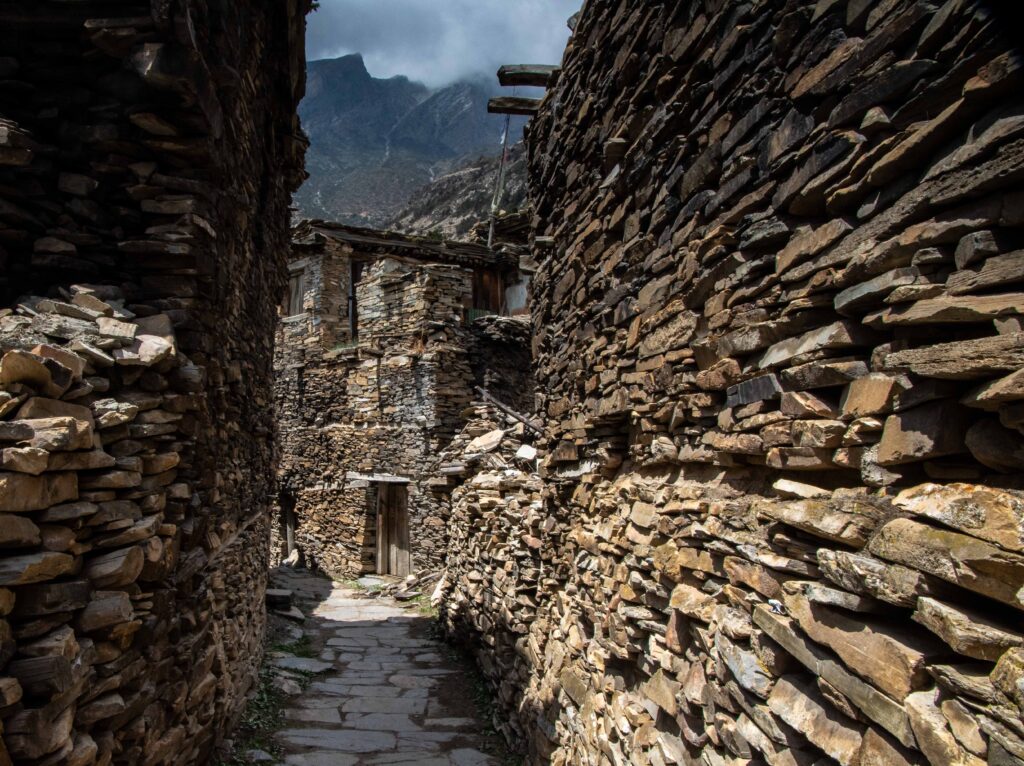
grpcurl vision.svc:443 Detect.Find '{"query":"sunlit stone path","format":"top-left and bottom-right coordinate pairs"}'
top-left (269, 569), bottom-right (502, 766)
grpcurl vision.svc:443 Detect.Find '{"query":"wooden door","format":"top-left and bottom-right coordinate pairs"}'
top-left (376, 484), bottom-right (410, 576)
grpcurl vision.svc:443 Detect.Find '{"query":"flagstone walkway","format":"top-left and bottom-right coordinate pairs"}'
top-left (268, 569), bottom-right (504, 766)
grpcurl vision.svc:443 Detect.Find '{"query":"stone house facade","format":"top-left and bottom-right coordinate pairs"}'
top-left (273, 221), bottom-right (532, 579)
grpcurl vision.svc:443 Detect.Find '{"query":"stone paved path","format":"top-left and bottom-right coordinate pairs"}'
top-left (269, 569), bottom-right (502, 766)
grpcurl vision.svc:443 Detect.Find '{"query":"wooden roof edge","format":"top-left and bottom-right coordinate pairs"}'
top-left (497, 64), bottom-right (559, 88)
top-left (487, 96), bottom-right (542, 116)
top-left (291, 219), bottom-right (518, 269)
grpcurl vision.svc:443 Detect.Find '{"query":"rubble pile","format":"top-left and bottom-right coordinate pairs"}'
top-left (440, 2), bottom-right (1024, 765)
top-left (0, 2), bottom-right (308, 763)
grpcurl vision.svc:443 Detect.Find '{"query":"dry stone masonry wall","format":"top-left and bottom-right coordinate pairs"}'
top-left (0, 2), bottom-right (308, 764)
top-left (440, 2), bottom-right (1024, 766)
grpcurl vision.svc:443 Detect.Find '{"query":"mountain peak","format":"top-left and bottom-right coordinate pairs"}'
top-left (295, 60), bottom-right (526, 227)
top-left (310, 53), bottom-right (370, 79)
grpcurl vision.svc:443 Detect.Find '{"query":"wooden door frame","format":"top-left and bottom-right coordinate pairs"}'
top-left (375, 483), bottom-right (411, 576)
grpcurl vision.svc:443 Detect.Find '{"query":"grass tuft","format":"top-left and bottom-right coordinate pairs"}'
top-left (269, 635), bottom-right (315, 658)
top-left (407, 593), bottom-right (438, 618)
top-left (212, 664), bottom-right (285, 766)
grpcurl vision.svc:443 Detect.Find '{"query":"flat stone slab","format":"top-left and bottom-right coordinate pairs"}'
top-left (390, 674), bottom-right (439, 689)
top-left (342, 713), bottom-right (422, 733)
top-left (267, 573), bottom-right (503, 766)
top-left (341, 697), bottom-right (428, 715)
top-left (286, 707), bottom-right (342, 724)
top-left (425, 717), bottom-right (478, 730)
top-left (279, 728), bottom-right (397, 752)
top-left (273, 657), bottom-right (333, 673)
top-left (396, 731), bottom-right (461, 751)
top-left (297, 696), bottom-right (346, 709)
top-left (285, 753), bottom-right (359, 766)
top-left (364, 754), bottom-right (450, 766)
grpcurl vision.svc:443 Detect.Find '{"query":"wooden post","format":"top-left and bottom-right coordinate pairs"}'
top-left (376, 484), bottom-right (387, 575)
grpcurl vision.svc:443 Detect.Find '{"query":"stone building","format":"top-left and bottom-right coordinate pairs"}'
top-left (438, 2), bottom-right (1024, 765)
top-left (0, 2), bottom-right (309, 765)
top-left (274, 221), bottom-right (532, 579)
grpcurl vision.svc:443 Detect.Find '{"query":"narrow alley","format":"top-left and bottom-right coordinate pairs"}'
top-left (3, 2), bottom-right (1024, 766)
top-left (267, 570), bottom-right (503, 766)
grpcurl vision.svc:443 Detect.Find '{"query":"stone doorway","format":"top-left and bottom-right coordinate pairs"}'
top-left (376, 483), bottom-right (411, 576)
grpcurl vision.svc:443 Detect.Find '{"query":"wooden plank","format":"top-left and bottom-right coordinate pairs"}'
top-left (388, 489), bottom-right (399, 575)
top-left (395, 487), bottom-right (410, 577)
top-left (488, 97), bottom-right (542, 116)
top-left (497, 65), bottom-right (558, 87)
top-left (376, 485), bottom-right (387, 576)
top-left (476, 386), bottom-right (544, 434)
top-left (346, 471), bottom-right (410, 484)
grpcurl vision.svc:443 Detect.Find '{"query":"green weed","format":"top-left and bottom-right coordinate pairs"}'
top-left (269, 635), bottom-right (315, 658)
top-left (407, 593), bottom-right (438, 618)
top-left (212, 665), bottom-right (285, 766)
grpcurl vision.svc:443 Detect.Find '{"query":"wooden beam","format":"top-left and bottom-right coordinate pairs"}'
top-left (346, 471), bottom-right (411, 484)
top-left (497, 65), bottom-right (558, 88)
top-left (476, 387), bottom-right (543, 434)
top-left (488, 97), bottom-right (543, 116)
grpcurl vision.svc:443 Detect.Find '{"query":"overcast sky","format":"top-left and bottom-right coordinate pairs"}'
top-left (306, 0), bottom-right (579, 87)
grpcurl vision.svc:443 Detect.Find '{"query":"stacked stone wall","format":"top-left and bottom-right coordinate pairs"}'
top-left (441, 2), bottom-right (1024, 765)
top-left (0, 2), bottom-right (307, 763)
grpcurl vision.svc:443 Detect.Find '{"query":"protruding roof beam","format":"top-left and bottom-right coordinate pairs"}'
top-left (487, 97), bottom-right (543, 116)
top-left (497, 65), bottom-right (559, 88)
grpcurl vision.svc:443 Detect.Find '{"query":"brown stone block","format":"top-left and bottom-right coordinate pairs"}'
top-left (0, 350), bottom-right (72, 399)
top-left (0, 447), bottom-right (48, 475)
top-left (760, 497), bottom-right (884, 548)
top-left (0, 471), bottom-right (78, 513)
top-left (885, 333), bottom-right (1024, 380)
top-left (768, 675), bottom-right (865, 766)
top-left (913, 596), bottom-right (1024, 662)
top-left (784, 592), bottom-right (941, 700)
top-left (876, 400), bottom-right (972, 465)
top-left (869, 517), bottom-right (1024, 610)
top-left (905, 688), bottom-right (986, 766)
top-left (766, 446), bottom-right (837, 471)
top-left (893, 483), bottom-right (1024, 553)
top-left (84, 546), bottom-right (144, 588)
top-left (965, 418), bottom-right (1024, 473)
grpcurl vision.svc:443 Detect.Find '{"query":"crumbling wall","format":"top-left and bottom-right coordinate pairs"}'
top-left (441, 2), bottom-right (1024, 765)
top-left (0, 2), bottom-right (308, 763)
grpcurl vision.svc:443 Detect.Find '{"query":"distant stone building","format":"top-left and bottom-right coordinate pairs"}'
top-left (273, 221), bottom-right (532, 578)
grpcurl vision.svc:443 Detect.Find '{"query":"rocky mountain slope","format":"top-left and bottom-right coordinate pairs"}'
top-left (294, 54), bottom-right (526, 228)
top-left (385, 142), bottom-right (527, 240)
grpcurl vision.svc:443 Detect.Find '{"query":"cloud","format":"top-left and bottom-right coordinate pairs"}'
top-left (306, 0), bottom-right (579, 87)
